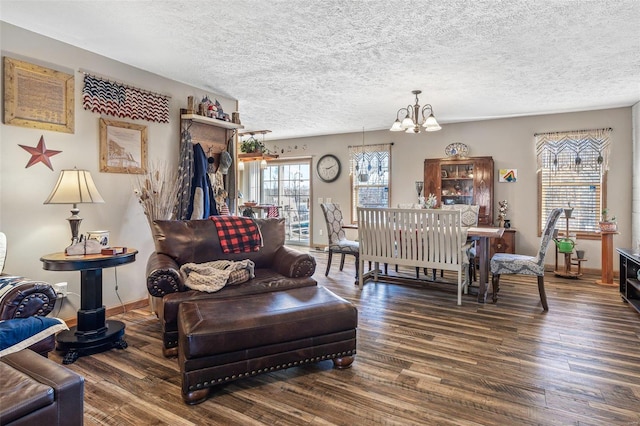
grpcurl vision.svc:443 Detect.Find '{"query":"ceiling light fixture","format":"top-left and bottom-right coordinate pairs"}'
top-left (389, 90), bottom-right (441, 133)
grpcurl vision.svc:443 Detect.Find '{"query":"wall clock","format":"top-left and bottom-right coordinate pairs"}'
top-left (316, 154), bottom-right (341, 182)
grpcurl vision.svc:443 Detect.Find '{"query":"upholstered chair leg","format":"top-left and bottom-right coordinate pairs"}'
top-left (339, 254), bottom-right (346, 271)
top-left (491, 274), bottom-right (500, 303)
top-left (325, 251), bottom-right (333, 276)
top-left (537, 275), bottom-right (549, 311)
top-left (415, 267), bottom-right (420, 279)
top-left (354, 254), bottom-right (359, 280)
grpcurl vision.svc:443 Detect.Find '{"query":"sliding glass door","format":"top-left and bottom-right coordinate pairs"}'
top-left (262, 160), bottom-right (311, 246)
top-left (239, 159), bottom-right (311, 246)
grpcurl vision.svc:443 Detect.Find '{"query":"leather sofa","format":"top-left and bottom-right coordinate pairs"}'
top-left (0, 349), bottom-right (84, 425)
top-left (0, 280), bottom-right (59, 357)
top-left (146, 217), bottom-right (317, 356)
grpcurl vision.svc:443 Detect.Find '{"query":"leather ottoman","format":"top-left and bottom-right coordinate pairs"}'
top-left (178, 286), bottom-right (357, 404)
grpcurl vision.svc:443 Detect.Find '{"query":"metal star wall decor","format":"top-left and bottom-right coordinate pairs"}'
top-left (19, 135), bottom-right (62, 170)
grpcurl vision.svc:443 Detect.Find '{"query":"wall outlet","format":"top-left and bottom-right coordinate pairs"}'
top-left (319, 229), bottom-right (323, 236)
top-left (53, 282), bottom-right (68, 298)
top-left (318, 197), bottom-right (324, 204)
top-left (326, 197), bottom-right (332, 203)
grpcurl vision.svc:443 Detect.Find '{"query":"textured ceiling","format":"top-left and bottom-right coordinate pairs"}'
top-left (2, 1), bottom-right (639, 140)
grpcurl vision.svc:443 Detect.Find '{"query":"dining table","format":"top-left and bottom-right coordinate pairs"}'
top-left (467, 226), bottom-right (505, 303)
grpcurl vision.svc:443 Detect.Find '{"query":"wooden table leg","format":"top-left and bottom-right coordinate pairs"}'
top-left (477, 237), bottom-right (490, 303)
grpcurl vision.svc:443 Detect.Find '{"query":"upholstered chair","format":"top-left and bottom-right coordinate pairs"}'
top-left (490, 208), bottom-right (563, 310)
top-left (320, 203), bottom-right (359, 279)
top-left (0, 232), bottom-right (59, 356)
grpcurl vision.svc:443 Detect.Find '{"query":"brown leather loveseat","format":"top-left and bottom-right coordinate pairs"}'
top-left (146, 217), bottom-right (317, 356)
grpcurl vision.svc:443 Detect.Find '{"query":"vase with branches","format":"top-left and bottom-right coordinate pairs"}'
top-left (132, 161), bottom-right (181, 229)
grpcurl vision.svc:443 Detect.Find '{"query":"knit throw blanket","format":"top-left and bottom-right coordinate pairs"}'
top-left (180, 259), bottom-right (255, 293)
top-left (210, 216), bottom-right (263, 253)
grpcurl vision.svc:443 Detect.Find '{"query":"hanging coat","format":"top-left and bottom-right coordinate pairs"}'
top-left (187, 143), bottom-right (218, 219)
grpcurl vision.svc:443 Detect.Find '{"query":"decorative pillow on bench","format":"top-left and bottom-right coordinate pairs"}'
top-left (0, 317), bottom-right (68, 357)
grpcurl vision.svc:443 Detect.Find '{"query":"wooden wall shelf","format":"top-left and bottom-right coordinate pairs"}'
top-left (238, 153), bottom-right (279, 162)
top-left (181, 113), bottom-right (244, 130)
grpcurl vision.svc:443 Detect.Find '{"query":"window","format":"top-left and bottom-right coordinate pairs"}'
top-left (349, 143), bottom-right (392, 222)
top-left (536, 128), bottom-right (611, 236)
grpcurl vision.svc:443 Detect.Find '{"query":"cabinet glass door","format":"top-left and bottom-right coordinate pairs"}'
top-left (441, 163), bottom-right (474, 205)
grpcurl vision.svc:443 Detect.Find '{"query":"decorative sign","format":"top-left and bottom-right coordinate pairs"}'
top-left (3, 57), bottom-right (74, 133)
top-left (99, 119), bottom-right (147, 174)
top-left (19, 135), bottom-right (62, 170)
top-left (83, 73), bottom-right (169, 123)
top-left (499, 169), bottom-right (517, 182)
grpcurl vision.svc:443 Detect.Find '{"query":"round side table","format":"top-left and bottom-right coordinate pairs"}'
top-left (40, 249), bottom-right (137, 364)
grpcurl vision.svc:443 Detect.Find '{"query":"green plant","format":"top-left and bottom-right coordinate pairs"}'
top-left (240, 137), bottom-right (265, 153)
top-left (601, 208), bottom-right (616, 222)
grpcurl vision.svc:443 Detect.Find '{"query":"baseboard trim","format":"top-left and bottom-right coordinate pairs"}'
top-left (62, 298), bottom-right (150, 327)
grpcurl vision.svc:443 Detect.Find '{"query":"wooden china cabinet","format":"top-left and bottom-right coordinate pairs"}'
top-left (424, 156), bottom-right (495, 225)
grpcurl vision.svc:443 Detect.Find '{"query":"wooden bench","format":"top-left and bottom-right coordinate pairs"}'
top-left (357, 208), bottom-right (469, 305)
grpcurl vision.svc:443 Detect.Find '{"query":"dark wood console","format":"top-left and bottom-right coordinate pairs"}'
top-left (617, 248), bottom-right (640, 314)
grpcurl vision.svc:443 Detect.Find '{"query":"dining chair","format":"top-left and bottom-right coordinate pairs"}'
top-left (490, 208), bottom-right (563, 311)
top-left (441, 204), bottom-right (480, 282)
top-left (320, 203), bottom-right (360, 280)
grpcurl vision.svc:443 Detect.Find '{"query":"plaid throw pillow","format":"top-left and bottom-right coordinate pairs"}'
top-left (209, 216), bottom-right (262, 254)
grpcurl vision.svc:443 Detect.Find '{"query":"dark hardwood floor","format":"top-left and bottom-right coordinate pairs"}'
top-left (49, 250), bottom-right (640, 425)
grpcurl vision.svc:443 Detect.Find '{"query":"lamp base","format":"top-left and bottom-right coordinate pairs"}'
top-left (67, 206), bottom-right (82, 244)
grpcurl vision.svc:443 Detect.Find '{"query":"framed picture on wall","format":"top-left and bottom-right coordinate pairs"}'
top-left (3, 57), bottom-right (74, 133)
top-left (99, 118), bottom-right (147, 174)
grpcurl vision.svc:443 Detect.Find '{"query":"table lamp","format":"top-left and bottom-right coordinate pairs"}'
top-left (44, 168), bottom-right (105, 245)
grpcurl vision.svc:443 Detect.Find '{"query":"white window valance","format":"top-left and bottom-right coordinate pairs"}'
top-left (535, 128), bottom-right (612, 174)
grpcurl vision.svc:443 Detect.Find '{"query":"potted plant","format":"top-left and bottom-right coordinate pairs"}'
top-left (599, 208), bottom-right (617, 232)
top-left (240, 136), bottom-right (265, 154)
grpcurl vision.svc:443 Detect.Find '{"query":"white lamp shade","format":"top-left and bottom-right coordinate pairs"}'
top-left (44, 169), bottom-right (105, 205)
top-left (238, 160), bottom-right (245, 171)
top-left (260, 159), bottom-right (268, 169)
top-left (424, 114), bottom-right (442, 132)
top-left (401, 116), bottom-right (414, 129)
top-left (389, 120), bottom-right (404, 131)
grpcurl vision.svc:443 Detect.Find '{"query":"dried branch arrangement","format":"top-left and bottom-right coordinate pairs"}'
top-left (132, 161), bottom-right (180, 227)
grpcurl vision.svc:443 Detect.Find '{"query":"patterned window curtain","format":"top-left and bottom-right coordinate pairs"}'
top-left (535, 128), bottom-right (611, 173)
top-left (349, 143), bottom-right (392, 223)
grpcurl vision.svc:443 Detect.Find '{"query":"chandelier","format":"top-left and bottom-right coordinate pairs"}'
top-left (389, 90), bottom-right (441, 133)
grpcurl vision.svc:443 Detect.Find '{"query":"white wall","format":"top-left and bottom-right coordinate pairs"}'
top-left (269, 107), bottom-right (633, 272)
top-left (1, 23), bottom-right (237, 320)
